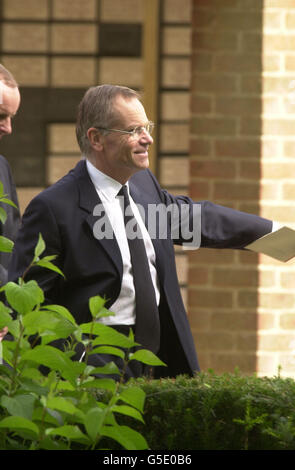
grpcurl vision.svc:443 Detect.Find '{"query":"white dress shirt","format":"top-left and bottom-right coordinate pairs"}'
top-left (86, 159), bottom-right (160, 326)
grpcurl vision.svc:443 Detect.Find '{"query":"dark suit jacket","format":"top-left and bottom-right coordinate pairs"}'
top-left (0, 155), bottom-right (20, 285)
top-left (8, 160), bottom-right (273, 377)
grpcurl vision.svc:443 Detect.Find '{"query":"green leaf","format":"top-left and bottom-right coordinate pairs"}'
top-left (111, 404), bottom-right (144, 423)
top-left (82, 378), bottom-right (116, 393)
top-left (5, 280), bottom-right (44, 315)
top-left (0, 416), bottom-right (39, 439)
top-left (46, 397), bottom-right (79, 416)
top-left (21, 345), bottom-right (66, 369)
top-left (47, 425), bottom-right (90, 444)
top-left (129, 349), bottom-right (166, 366)
top-left (0, 207), bottom-right (7, 225)
top-left (23, 310), bottom-right (76, 340)
top-left (2, 318), bottom-right (20, 338)
top-left (19, 374), bottom-right (49, 397)
top-left (20, 367), bottom-right (45, 381)
top-left (0, 300), bottom-right (12, 315)
top-left (90, 345), bottom-right (125, 359)
top-left (84, 407), bottom-right (106, 441)
top-left (0, 363), bottom-right (13, 378)
top-left (89, 296), bottom-right (106, 318)
top-left (0, 235), bottom-right (14, 253)
top-left (42, 304), bottom-right (77, 325)
top-left (1, 341), bottom-right (13, 366)
top-left (81, 323), bottom-right (136, 349)
top-left (1, 394), bottom-right (36, 420)
top-left (0, 302), bottom-right (13, 329)
top-left (89, 296), bottom-right (115, 320)
top-left (101, 425), bottom-right (148, 450)
top-left (22, 310), bottom-right (56, 333)
top-left (38, 436), bottom-right (69, 451)
top-left (39, 254), bottom-right (56, 262)
top-left (89, 362), bottom-right (120, 376)
top-left (0, 197), bottom-right (18, 209)
top-left (0, 342), bottom-right (3, 366)
top-left (33, 405), bottom-right (63, 427)
top-left (34, 233), bottom-right (45, 259)
top-left (21, 345), bottom-right (84, 385)
top-left (118, 386), bottom-right (146, 413)
top-left (55, 380), bottom-right (75, 392)
top-left (35, 259), bottom-right (64, 278)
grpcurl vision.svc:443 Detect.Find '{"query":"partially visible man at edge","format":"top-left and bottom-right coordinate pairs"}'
top-left (0, 65), bottom-right (21, 344)
top-left (0, 64), bottom-right (21, 284)
top-left (8, 85), bottom-right (274, 377)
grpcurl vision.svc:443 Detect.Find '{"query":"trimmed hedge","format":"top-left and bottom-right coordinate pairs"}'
top-left (99, 371), bottom-right (295, 450)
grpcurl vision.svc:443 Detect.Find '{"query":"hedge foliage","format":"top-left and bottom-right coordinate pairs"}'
top-left (98, 371), bottom-right (295, 450)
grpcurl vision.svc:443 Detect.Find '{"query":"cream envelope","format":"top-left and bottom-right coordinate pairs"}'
top-left (245, 226), bottom-right (295, 262)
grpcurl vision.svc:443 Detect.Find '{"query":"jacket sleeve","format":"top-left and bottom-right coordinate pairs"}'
top-left (8, 194), bottom-right (63, 302)
top-left (146, 170), bottom-right (273, 249)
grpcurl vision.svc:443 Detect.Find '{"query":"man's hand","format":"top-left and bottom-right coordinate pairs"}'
top-left (0, 327), bottom-right (8, 342)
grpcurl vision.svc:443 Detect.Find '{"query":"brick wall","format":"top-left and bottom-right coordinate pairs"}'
top-left (189, 0), bottom-right (295, 378)
top-left (158, 0), bottom-right (192, 307)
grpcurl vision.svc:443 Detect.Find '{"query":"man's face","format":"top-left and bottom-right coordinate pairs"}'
top-left (0, 81), bottom-right (21, 140)
top-left (97, 96), bottom-right (153, 182)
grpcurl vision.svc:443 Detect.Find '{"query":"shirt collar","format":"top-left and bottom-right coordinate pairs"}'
top-left (86, 159), bottom-right (128, 202)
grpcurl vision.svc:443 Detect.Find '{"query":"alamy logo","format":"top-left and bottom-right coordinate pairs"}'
top-left (92, 201), bottom-right (201, 247)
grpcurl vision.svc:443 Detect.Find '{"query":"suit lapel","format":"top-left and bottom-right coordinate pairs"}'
top-left (74, 160), bottom-right (123, 277)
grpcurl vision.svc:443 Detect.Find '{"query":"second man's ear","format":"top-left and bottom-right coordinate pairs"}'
top-left (87, 127), bottom-right (104, 151)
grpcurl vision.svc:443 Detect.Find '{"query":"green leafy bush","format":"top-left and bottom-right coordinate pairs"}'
top-left (0, 231), bottom-right (164, 450)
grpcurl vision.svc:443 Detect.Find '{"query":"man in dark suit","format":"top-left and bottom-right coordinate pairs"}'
top-left (8, 85), bottom-right (273, 378)
top-left (0, 65), bottom-right (20, 346)
top-left (0, 65), bottom-right (20, 285)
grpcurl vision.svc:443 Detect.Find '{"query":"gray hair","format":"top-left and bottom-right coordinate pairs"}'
top-left (76, 84), bottom-right (140, 156)
top-left (0, 64), bottom-right (18, 88)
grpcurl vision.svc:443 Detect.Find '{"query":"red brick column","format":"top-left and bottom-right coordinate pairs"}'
top-left (189, 0), bottom-right (295, 377)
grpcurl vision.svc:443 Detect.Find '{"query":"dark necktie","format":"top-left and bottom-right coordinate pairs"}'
top-left (118, 185), bottom-right (160, 354)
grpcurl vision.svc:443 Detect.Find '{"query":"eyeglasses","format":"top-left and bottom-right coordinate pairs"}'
top-left (97, 121), bottom-right (154, 138)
